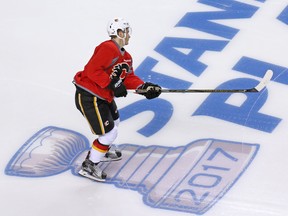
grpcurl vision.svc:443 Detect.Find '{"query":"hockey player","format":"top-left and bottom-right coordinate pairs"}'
top-left (73, 18), bottom-right (161, 181)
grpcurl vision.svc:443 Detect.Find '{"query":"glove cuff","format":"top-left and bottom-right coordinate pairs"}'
top-left (109, 78), bottom-right (122, 90)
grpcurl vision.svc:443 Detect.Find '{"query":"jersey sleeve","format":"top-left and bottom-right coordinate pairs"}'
top-left (84, 43), bottom-right (116, 88)
top-left (124, 67), bottom-right (144, 89)
top-left (122, 52), bottom-right (144, 89)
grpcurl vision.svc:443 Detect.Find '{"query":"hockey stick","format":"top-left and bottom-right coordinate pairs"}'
top-left (134, 69), bottom-right (273, 94)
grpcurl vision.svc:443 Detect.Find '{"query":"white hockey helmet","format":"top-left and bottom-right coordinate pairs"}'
top-left (107, 17), bottom-right (131, 37)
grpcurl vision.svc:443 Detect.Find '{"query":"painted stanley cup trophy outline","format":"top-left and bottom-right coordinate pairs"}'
top-left (5, 126), bottom-right (259, 215)
top-left (5, 127), bottom-right (90, 177)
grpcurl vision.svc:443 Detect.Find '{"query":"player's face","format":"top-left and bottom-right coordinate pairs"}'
top-left (124, 28), bottom-right (131, 45)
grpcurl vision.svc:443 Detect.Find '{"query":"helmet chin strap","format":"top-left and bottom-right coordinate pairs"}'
top-left (117, 32), bottom-right (126, 46)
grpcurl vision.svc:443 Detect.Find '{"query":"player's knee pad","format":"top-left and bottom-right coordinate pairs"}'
top-left (98, 125), bottom-right (118, 145)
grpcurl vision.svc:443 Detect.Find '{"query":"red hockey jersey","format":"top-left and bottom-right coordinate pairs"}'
top-left (74, 40), bottom-right (144, 102)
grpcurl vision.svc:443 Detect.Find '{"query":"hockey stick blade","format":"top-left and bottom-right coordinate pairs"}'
top-left (133, 69), bottom-right (273, 94)
top-left (251, 69), bottom-right (273, 92)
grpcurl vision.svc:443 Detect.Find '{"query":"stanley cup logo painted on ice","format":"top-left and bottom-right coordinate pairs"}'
top-left (5, 126), bottom-right (259, 215)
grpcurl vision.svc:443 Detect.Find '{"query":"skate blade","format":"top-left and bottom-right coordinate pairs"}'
top-left (78, 169), bottom-right (106, 182)
top-left (100, 157), bottom-right (122, 162)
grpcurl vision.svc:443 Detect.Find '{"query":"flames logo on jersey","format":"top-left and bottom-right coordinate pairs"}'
top-left (111, 62), bottom-right (130, 80)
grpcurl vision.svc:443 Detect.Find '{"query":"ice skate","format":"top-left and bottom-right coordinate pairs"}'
top-left (78, 158), bottom-right (107, 182)
top-left (101, 146), bottom-right (122, 162)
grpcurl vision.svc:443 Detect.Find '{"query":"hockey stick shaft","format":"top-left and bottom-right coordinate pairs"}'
top-left (134, 69), bottom-right (273, 94)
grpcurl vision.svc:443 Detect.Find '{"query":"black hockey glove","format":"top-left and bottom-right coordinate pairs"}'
top-left (138, 82), bottom-right (161, 99)
top-left (109, 77), bottom-right (127, 97)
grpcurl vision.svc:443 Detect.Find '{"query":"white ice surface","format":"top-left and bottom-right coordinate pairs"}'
top-left (1, 0), bottom-right (288, 216)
